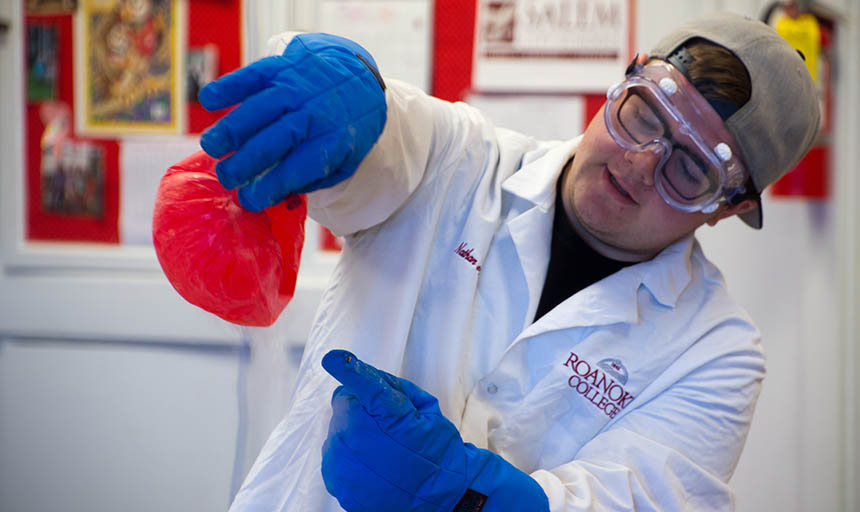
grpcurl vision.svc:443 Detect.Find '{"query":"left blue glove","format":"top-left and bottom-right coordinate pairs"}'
top-left (198, 33), bottom-right (387, 211)
top-left (321, 350), bottom-right (551, 512)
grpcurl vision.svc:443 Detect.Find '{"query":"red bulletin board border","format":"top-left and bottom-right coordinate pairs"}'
top-left (431, 0), bottom-right (476, 102)
top-left (187, 0), bottom-right (242, 134)
top-left (25, 13), bottom-right (121, 243)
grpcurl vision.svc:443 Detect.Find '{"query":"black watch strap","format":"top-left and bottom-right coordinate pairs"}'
top-left (453, 489), bottom-right (488, 512)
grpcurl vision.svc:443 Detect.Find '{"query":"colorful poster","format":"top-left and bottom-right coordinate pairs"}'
top-left (472, 0), bottom-right (634, 93)
top-left (77, 0), bottom-right (184, 134)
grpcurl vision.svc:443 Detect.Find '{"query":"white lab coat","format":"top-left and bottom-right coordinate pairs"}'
top-left (229, 77), bottom-right (765, 511)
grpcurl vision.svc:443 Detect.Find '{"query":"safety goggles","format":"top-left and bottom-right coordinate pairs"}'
top-left (604, 60), bottom-right (750, 213)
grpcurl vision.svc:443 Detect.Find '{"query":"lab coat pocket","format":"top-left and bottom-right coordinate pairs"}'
top-left (487, 359), bottom-right (622, 472)
top-left (486, 371), bottom-right (575, 472)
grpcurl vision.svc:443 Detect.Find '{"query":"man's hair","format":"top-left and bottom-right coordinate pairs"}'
top-left (684, 38), bottom-right (752, 114)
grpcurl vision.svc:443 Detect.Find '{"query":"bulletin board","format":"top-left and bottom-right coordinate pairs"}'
top-left (23, 0), bottom-right (242, 244)
top-left (22, 0), bottom-right (625, 244)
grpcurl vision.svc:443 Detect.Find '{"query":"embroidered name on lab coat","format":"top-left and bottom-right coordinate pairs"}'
top-left (455, 242), bottom-right (482, 272)
top-left (563, 352), bottom-right (636, 418)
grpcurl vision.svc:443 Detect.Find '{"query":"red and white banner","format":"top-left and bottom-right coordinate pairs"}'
top-left (472, 0), bottom-right (635, 93)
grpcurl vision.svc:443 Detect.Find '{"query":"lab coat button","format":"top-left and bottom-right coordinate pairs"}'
top-left (486, 383), bottom-right (498, 394)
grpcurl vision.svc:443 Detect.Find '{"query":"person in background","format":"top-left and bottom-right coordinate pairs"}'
top-left (198, 12), bottom-right (818, 511)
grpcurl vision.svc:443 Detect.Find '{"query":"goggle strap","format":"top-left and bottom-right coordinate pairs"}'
top-left (625, 54), bottom-right (639, 76)
top-left (666, 46), bottom-right (695, 82)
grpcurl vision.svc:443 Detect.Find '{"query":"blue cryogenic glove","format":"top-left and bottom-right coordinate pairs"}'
top-left (197, 33), bottom-right (387, 211)
top-left (321, 350), bottom-right (551, 512)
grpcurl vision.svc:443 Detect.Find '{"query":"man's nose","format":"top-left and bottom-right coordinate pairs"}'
top-left (622, 147), bottom-right (662, 187)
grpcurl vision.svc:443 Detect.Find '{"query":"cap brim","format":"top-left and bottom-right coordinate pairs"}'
top-left (738, 195), bottom-right (763, 229)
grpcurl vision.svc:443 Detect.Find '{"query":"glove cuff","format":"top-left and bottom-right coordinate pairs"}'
top-left (465, 445), bottom-right (551, 512)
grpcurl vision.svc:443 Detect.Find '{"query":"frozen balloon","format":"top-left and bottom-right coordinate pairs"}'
top-left (152, 151), bottom-right (306, 326)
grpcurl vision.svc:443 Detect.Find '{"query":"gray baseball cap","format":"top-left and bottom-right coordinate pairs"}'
top-left (650, 12), bottom-right (820, 228)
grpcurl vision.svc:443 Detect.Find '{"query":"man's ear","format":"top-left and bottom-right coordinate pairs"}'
top-left (706, 199), bottom-right (757, 227)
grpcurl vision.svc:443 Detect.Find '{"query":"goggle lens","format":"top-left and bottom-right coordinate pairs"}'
top-left (661, 150), bottom-right (718, 201)
top-left (617, 92), bottom-right (665, 144)
top-left (610, 88), bottom-right (722, 206)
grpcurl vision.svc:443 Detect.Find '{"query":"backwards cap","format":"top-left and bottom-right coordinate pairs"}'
top-left (650, 12), bottom-right (820, 228)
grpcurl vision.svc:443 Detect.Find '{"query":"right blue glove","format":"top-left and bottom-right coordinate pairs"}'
top-left (198, 33), bottom-right (387, 212)
top-left (321, 350), bottom-right (551, 512)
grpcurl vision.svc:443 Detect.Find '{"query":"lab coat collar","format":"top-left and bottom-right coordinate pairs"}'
top-left (500, 134), bottom-right (696, 333)
top-left (523, 235), bottom-right (696, 337)
top-left (501, 136), bottom-right (583, 210)
top-left (638, 235), bottom-right (696, 309)
top-left (500, 137), bottom-right (581, 327)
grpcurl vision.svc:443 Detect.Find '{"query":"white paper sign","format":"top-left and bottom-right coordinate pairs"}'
top-left (318, 0), bottom-right (431, 91)
top-left (464, 93), bottom-right (585, 142)
top-left (473, 0), bottom-right (634, 93)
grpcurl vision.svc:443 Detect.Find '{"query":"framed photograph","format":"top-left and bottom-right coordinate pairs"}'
top-left (76, 0), bottom-right (185, 135)
top-left (186, 44), bottom-right (218, 102)
top-left (472, 0), bottom-right (635, 93)
top-left (38, 101), bottom-right (105, 219)
top-left (41, 139), bottom-right (105, 218)
top-left (27, 24), bottom-right (59, 102)
top-left (28, 99), bottom-right (120, 243)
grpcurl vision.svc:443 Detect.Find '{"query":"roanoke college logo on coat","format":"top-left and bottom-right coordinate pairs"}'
top-left (597, 358), bottom-right (629, 385)
top-left (563, 352), bottom-right (635, 419)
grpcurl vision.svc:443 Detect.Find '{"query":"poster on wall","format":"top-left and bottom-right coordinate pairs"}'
top-left (76, 0), bottom-right (185, 135)
top-left (472, 0), bottom-right (634, 93)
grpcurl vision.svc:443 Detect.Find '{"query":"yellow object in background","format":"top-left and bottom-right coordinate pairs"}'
top-left (775, 13), bottom-right (821, 82)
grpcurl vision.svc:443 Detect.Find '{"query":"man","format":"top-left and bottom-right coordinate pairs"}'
top-left (198, 12), bottom-right (818, 511)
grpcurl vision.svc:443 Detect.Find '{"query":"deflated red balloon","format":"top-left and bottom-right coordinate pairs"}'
top-left (152, 151), bottom-right (306, 326)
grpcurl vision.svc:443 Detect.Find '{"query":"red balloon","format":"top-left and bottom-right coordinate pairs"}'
top-left (152, 151), bottom-right (306, 326)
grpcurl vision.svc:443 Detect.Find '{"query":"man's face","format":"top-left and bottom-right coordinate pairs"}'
top-left (562, 103), bottom-right (716, 260)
